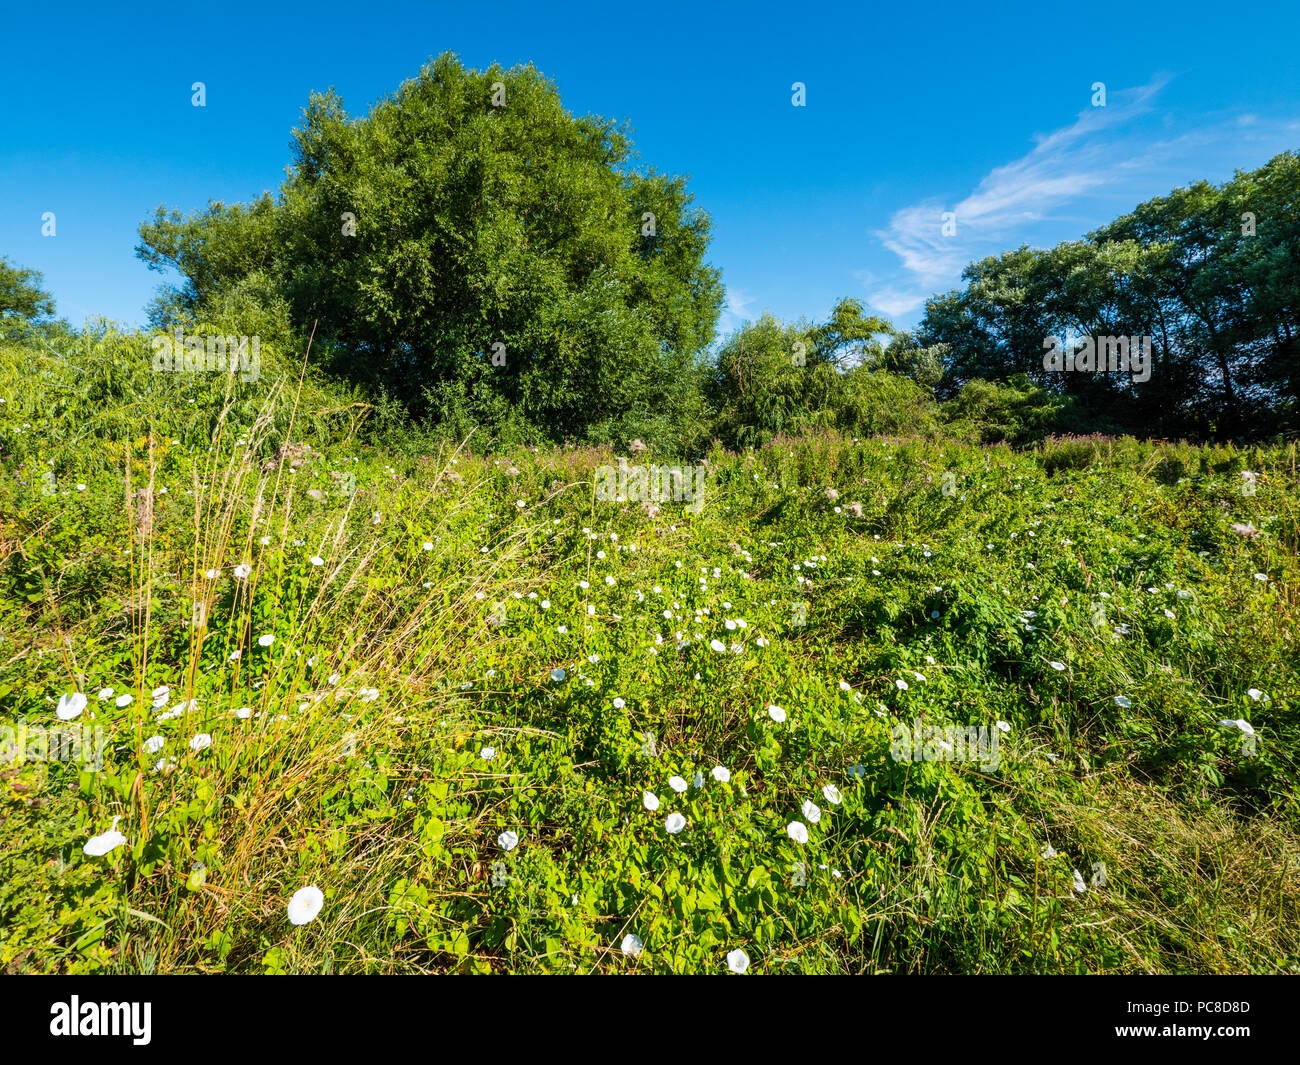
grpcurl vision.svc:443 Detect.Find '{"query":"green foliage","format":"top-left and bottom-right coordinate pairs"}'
top-left (3, 328), bottom-right (1297, 975)
top-left (135, 53), bottom-right (723, 450)
top-left (920, 149), bottom-right (1300, 441)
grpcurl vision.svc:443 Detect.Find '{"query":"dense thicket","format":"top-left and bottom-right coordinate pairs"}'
top-left (919, 151), bottom-right (1300, 441)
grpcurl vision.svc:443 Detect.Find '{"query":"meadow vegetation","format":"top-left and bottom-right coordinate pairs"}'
top-left (1, 323), bottom-right (1296, 974)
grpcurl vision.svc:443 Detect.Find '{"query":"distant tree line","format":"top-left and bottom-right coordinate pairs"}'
top-left (8, 54), bottom-right (1297, 451)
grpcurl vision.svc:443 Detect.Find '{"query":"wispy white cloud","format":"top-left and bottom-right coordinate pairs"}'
top-left (866, 76), bottom-right (1297, 321)
top-left (716, 284), bottom-right (755, 337)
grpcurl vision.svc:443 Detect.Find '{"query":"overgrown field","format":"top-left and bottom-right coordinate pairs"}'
top-left (2, 328), bottom-right (1298, 974)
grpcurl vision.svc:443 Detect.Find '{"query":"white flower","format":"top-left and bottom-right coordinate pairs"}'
top-left (1246, 688), bottom-right (1269, 702)
top-left (1253, 572), bottom-right (1268, 582)
top-left (1049, 660), bottom-right (1066, 671)
top-left (540, 599), bottom-right (551, 610)
top-left (643, 791), bottom-right (660, 811)
top-left (550, 668), bottom-right (566, 682)
top-left (357, 687), bottom-right (380, 703)
top-left (151, 685), bottom-right (171, 708)
top-left (711, 766), bottom-right (730, 783)
top-left (995, 720), bottom-right (1011, 733)
top-left (767, 704), bottom-right (786, 722)
top-left (83, 816), bottom-right (127, 857)
top-left (786, 821), bottom-right (809, 844)
top-left (287, 885), bottom-right (324, 925)
top-left (726, 948), bottom-right (750, 974)
top-left (422, 542), bottom-right (434, 551)
top-left (709, 639), bottom-right (726, 653)
top-left (232, 707), bottom-right (252, 720)
top-left (143, 736), bottom-right (165, 753)
top-left (205, 568), bottom-right (220, 579)
top-left (114, 693), bottom-right (133, 707)
top-left (56, 693), bottom-right (87, 720)
top-left (229, 650), bottom-right (241, 662)
top-left (480, 747), bottom-right (496, 761)
top-left (258, 633), bottom-right (274, 647)
top-left (259, 535), bottom-right (272, 545)
top-left (894, 678), bottom-right (909, 691)
top-left (801, 800), bottom-right (821, 824)
top-left (310, 555), bottom-right (324, 567)
top-left (498, 830), bottom-right (519, 851)
top-left (668, 775), bottom-right (688, 793)
top-left (1040, 843), bottom-right (1058, 859)
top-left (612, 697), bottom-right (626, 709)
top-left (847, 763), bottom-right (866, 778)
top-left (1072, 869), bottom-right (1087, 894)
top-left (693, 770), bottom-right (704, 788)
top-left (189, 733), bottom-right (212, 752)
top-left (1218, 718), bottom-right (1255, 736)
top-left (822, 784), bottom-right (842, 804)
top-left (620, 933), bottom-right (644, 957)
top-left (234, 563), bottom-right (251, 579)
top-left (97, 687), bottom-right (114, 700)
top-left (664, 812), bottom-right (686, 834)
top-left (838, 680), bottom-right (851, 691)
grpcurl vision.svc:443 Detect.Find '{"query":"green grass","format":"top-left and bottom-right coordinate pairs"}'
top-left (1, 325), bottom-right (1297, 974)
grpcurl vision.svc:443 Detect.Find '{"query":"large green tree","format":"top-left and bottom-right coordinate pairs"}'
top-left (138, 53), bottom-right (723, 447)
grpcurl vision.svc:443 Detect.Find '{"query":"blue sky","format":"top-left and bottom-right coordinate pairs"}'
top-left (3, 0), bottom-right (1298, 337)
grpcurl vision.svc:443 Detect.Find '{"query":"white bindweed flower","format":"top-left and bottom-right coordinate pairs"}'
top-left (310, 555), bottom-right (324, 567)
top-left (205, 568), bottom-right (220, 579)
top-left (83, 816), bottom-right (127, 857)
top-left (1072, 869), bottom-right (1087, 894)
top-left (1040, 843), bottom-right (1058, 859)
top-left (142, 736), bottom-right (165, 753)
top-left (822, 784), bottom-right (842, 804)
top-left (668, 775), bottom-right (688, 793)
top-left (1049, 661), bottom-right (1066, 671)
top-left (995, 720), bottom-right (1011, 733)
top-left (115, 693), bottom-right (133, 707)
top-left (97, 687), bottom-right (114, 700)
top-left (767, 704), bottom-right (786, 722)
top-left (894, 679), bottom-right (909, 691)
top-left (709, 639), bottom-right (726, 653)
top-left (189, 733), bottom-right (212, 752)
top-left (287, 885), bottom-right (324, 925)
top-left (480, 747), bottom-right (496, 761)
top-left (643, 791), bottom-right (660, 811)
top-left (787, 821), bottom-right (809, 844)
top-left (726, 948), bottom-right (750, 974)
top-left (232, 707), bottom-right (252, 720)
top-left (712, 766), bottom-right (730, 783)
top-left (1219, 718), bottom-right (1255, 736)
top-left (612, 697), bottom-right (625, 709)
top-left (1113, 696), bottom-right (1132, 708)
top-left (551, 668), bottom-right (566, 682)
top-left (56, 693), bottom-right (87, 721)
top-left (620, 933), bottom-right (644, 957)
top-left (1246, 688), bottom-right (1269, 702)
top-left (258, 633), bottom-right (274, 647)
top-left (664, 812), bottom-right (686, 834)
top-left (234, 563), bottom-right (251, 579)
top-left (498, 830), bottom-right (519, 851)
top-left (801, 800), bottom-right (821, 824)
